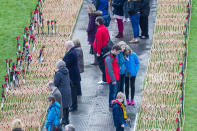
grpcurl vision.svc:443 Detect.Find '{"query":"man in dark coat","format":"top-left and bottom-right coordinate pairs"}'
top-left (140, 0), bottom-right (150, 39)
top-left (54, 60), bottom-right (72, 125)
top-left (48, 81), bottom-right (63, 119)
top-left (63, 41), bottom-right (81, 111)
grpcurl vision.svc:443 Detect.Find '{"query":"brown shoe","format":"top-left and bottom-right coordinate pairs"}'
top-left (129, 38), bottom-right (139, 43)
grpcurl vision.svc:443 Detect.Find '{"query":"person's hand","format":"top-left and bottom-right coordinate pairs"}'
top-left (121, 124), bottom-right (125, 128)
top-left (112, 81), bottom-right (116, 85)
top-left (96, 53), bottom-right (100, 57)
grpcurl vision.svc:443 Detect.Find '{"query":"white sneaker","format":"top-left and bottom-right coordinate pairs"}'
top-left (123, 18), bottom-right (127, 22)
top-left (97, 80), bottom-right (107, 85)
top-left (126, 18), bottom-right (130, 22)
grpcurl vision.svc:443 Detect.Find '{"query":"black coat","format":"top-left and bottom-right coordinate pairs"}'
top-left (128, 0), bottom-right (142, 16)
top-left (112, 0), bottom-right (125, 16)
top-left (74, 46), bottom-right (84, 73)
top-left (54, 67), bottom-right (72, 108)
top-left (140, 0), bottom-right (150, 16)
top-left (63, 47), bottom-right (81, 83)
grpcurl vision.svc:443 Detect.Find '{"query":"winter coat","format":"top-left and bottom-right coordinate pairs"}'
top-left (116, 52), bottom-right (126, 75)
top-left (12, 129), bottom-right (24, 131)
top-left (125, 52), bottom-right (140, 77)
top-left (128, 0), bottom-right (142, 16)
top-left (52, 87), bottom-right (63, 119)
top-left (93, 24), bottom-right (109, 55)
top-left (96, 0), bottom-right (109, 16)
top-left (140, 0), bottom-right (150, 16)
top-left (105, 52), bottom-right (120, 83)
top-left (54, 67), bottom-right (72, 108)
top-left (44, 102), bottom-right (61, 131)
top-left (63, 47), bottom-right (81, 82)
top-left (112, 0), bottom-right (125, 16)
top-left (112, 100), bottom-right (126, 127)
top-left (74, 46), bottom-right (84, 73)
top-left (87, 11), bottom-right (102, 44)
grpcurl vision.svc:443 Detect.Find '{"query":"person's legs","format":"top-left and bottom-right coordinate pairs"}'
top-left (140, 15), bottom-right (149, 37)
top-left (62, 108), bottom-right (69, 125)
top-left (130, 76), bottom-right (136, 103)
top-left (119, 74), bottom-right (125, 92)
top-left (139, 15), bottom-right (144, 36)
top-left (116, 126), bottom-right (124, 131)
top-left (125, 77), bottom-right (129, 100)
top-left (77, 82), bottom-right (82, 96)
top-left (116, 18), bottom-right (124, 37)
top-left (130, 14), bottom-right (140, 38)
top-left (109, 82), bottom-right (117, 108)
top-left (97, 56), bottom-right (106, 82)
top-left (70, 82), bottom-right (78, 110)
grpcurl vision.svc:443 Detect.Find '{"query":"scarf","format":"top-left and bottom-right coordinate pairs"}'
top-left (116, 99), bottom-right (127, 119)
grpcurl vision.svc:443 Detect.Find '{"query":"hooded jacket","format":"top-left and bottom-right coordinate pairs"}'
top-left (54, 67), bottom-right (72, 108)
top-left (87, 11), bottom-right (102, 44)
top-left (44, 102), bottom-right (61, 131)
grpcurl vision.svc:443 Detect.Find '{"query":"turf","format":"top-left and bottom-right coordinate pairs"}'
top-left (0, 0), bottom-right (37, 99)
top-left (184, 1), bottom-right (197, 130)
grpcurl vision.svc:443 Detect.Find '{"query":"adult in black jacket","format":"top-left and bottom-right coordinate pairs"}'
top-left (63, 41), bottom-right (81, 112)
top-left (140, 0), bottom-right (150, 39)
top-left (54, 60), bottom-right (72, 125)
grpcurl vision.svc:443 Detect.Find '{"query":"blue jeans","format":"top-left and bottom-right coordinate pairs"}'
top-left (130, 13), bottom-right (140, 38)
top-left (109, 82), bottom-right (118, 108)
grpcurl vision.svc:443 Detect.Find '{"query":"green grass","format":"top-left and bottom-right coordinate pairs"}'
top-left (0, 0), bottom-right (38, 98)
top-left (184, 1), bottom-right (197, 130)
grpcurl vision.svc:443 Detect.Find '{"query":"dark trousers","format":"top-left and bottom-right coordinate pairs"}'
top-left (62, 108), bottom-right (69, 125)
top-left (140, 15), bottom-right (149, 37)
top-left (77, 82), bottom-right (82, 96)
top-left (125, 76), bottom-right (136, 100)
top-left (116, 126), bottom-right (124, 131)
top-left (97, 56), bottom-right (106, 82)
top-left (71, 82), bottom-right (78, 109)
top-left (109, 82), bottom-right (118, 108)
top-left (118, 74), bottom-right (125, 92)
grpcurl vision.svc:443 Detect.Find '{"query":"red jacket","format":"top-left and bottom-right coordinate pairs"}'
top-left (93, 24), bottom-right (109, 55)
top-left (105, 52), bottom-right (120, 83)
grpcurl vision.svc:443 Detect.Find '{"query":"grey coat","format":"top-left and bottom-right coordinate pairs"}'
top-left (74, 46), bottom-right (84, 73)
top-left (54, 67), bottom-right (72, 108)
top-left (52, 87), bottom-right (63, 119)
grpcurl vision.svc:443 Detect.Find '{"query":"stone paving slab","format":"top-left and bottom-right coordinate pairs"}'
top-left (70, 0), bottom-right (157, 130)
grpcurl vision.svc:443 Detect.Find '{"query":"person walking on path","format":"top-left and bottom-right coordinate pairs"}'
top-left (112, 0), bottom-right (125, 38)
top-left (94, 0), bottom-right (111, 27)
top-left (44, 96), bottom-right (61, 131)
top-left (112, 92), bottom-right (127, 131)
top-left (54, 60), bottom-right (72, 125)
top-left (93, 16), bottom-right (109, 84)
top-left (11, 119), bottom-right (24, 131)
top-left (48, 81), bottom-right (63, 119)
top-left (63, 41), bottom-right (81, 111)
top-left (87, 4), bottom-right (102, 65)
top-left (124, 46), bottom-right (140, 105)
top-left (105, 44), bottom-right (122, 109)
top-left (116, 41), bottom-right (127, 92)
top-left (140, 0), bottom-right (150, 39)
top-left (128, 0), bottom-right (142, 43)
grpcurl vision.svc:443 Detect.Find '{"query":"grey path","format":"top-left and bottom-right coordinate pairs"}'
top-left (70, 0), bottom-right (157, 130)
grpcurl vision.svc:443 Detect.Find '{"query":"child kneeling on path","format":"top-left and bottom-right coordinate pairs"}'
top-left (124, 45), bottom-right (140, 105)
top-left (112, 92), bottom-right (127, 131)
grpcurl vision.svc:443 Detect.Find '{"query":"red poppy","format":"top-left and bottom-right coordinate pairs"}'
top-left (10, 59), bottom-right (12, 62)
top-left (15, 71), bottom-right (20, 75)
top-left (47, 21), bottom-right (50, 24)
top-left (55, 21), bottom-right (57, 24)
top-left (42, 46), bottom-right (45, 48)
top-left (17, 58), bottom-right (20, 61)
top-left (16, 36), bottom-right (20, 39)
top-left (21, 51), bottom-right (24, 54)
top-left (180, 97), bottom-right (182, 100)
top-left (5, 78), bottom-right (9, 81)
top-left (25, 26), bottom-right (28, 31)
top-left (51, 20), bottom-right (54, 23)
top-left (179, 62), bottom-right (183, 66)
top-left (40, 13), bottom-right (43, 16)
top-left (26, 45), bottom-right (30, 48)
top-left (30, 35), bottom-right (33, 38)
top-left (5, 59), bottom-right (9, 63)
top-left (42, 19), bottom-right (44, 21)
top-left (176, 128), bottom-right (179, 131)
top-left (32, 16), bottom-right (35, 20)
top-left (35, 21), bottom-right (37, 24)
top-left (22, 70), bottom-right (26, 73)
top-left (17, 43), bottom-right (20, 46)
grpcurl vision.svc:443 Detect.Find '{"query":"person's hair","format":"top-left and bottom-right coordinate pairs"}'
top-left (88, 4), bottom-right (96, 14)
top-left (73, 39), bottom-right (81, 47)
top-left (65, 124), bottom-right (75, 131)
top-left (47, 96), bottom-right (56, 104)
top-left (117, 41), bottom-right (127, 48)
top-left (124, 45), bottom-right (132, 54)
top-left (11, 119), bottom-right (23, 130)
top-left (48, 81), bottom-right (55, 88)
top-left (56, 60), bottom-right (66, 69)
top-left (112, 44), bottom-right (122, 51)
top-left (66, 41), bottom-right (74, 48)
top-left (116, 92), bottom-right (126, 100)
top-left (96, 16), bottom-right (104, 25)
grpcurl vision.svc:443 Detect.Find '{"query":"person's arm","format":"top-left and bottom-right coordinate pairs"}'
top-left (54, 72), bottom-right (61, 88)
top-left (134, 53), bottom-right (140, 73)
top-left (44, 108), bottom-right (55, 130)
top-left (93, 30), bottom-right (103, 55)
top-left (105, 56), bottom-right (116, 82)
top-left (63, 53), bottom-right (74, 68)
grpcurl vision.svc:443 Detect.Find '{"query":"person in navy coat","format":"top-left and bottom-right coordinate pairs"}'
top-left (63, 41), bottom-right (81, 111)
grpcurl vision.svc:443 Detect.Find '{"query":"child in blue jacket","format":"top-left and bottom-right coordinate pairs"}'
top-left (124, 46), bottom-right (140, 105)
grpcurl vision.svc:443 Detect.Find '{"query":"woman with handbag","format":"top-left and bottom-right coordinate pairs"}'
top-left (112, 0), bottom-right (126, 38)
top-left (44, 96), bottom-right (61, 131)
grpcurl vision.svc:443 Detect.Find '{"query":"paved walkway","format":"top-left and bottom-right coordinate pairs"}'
top-left (70, 0), bottom-right (157, 130)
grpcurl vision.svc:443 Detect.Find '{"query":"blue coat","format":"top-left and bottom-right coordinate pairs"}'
top-left (116, 52), bottom-right (126, 75)
top-left (125, 52), bottom-right (140, 77)
top-left (63, 47), bottom-right (81, 83)
top-left (45, 102), bottom-right (61, 131)
top-left (112, 103), bottom-right (126, 127)
top-left (97, 0), bottom-right (109, 16)
top-left (112, 0), bottom-right (125, 16)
